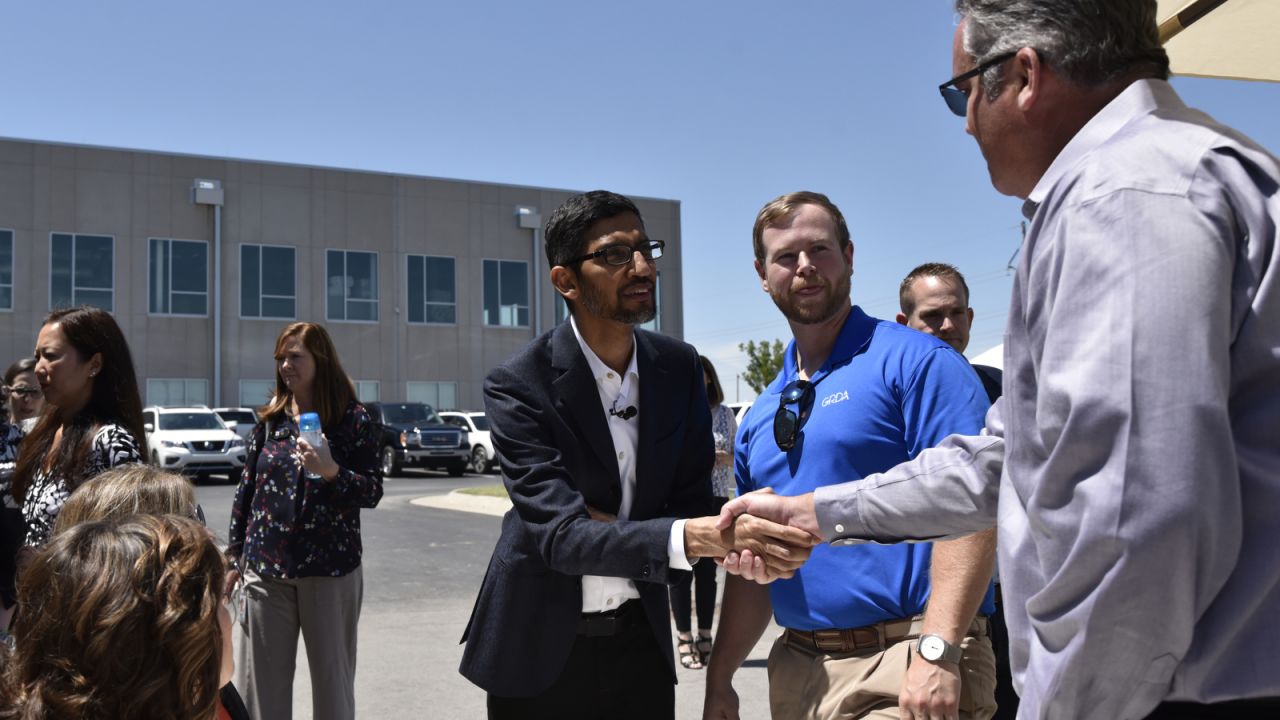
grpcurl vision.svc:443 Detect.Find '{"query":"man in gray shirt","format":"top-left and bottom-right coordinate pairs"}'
top-left (719, 1), bottom-right (1280, 718)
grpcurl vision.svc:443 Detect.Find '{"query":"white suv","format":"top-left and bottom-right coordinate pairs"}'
top-left (213, 407), bottom-right (257, 441)
top-left (144, 406), bottom-right (247, 482)
top-left (439, 411), bottom-right (498, 474)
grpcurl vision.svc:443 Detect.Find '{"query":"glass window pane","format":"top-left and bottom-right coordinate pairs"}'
top-left (75, 235), bottom-right (113, 289)
top-left (172, 293), bottom-right (207, 315)
top-left (184, 379), bottom-right (209, 405)
top-left (0, 287), bottom-right (11, 311)
top-left (75, 289), bottom-right (113, 311)
top-left (425, 257), bottom-right (455, 304)
top-left (171, 241), bottom-right (207, 293)
top-left (261, 246), bottom-right (295, 296)
top-left (517, 306), bottom-right (529, 328)
top-left (241, 246), bottom-right (260, 317)
top-left (150, 239), bottom-right (169, 314)
top-left (426, 304), bottom-right (455, 324)
top-left (261, 297), bottom-right (294, 319)
top-left (239, 380), bottom-right (275, 408)
top-left (346, 252), bottom-right (376, 301)
top-left (438, 383), bottom-right (456, 410)
top-left (0, 231), bottom-right (13, 285)
top-left (499, 261), bottom-right (527, 307)
top-left (483, 260), bottom-right (499, 325)
top-left (347, 299), bottom-right (377, 322)
top-left (408, 256), bottom-right (424, 323)
top-left (327, 250), bottom-right (345, 321)
top-left (51, 233), bottom-right (73, 309)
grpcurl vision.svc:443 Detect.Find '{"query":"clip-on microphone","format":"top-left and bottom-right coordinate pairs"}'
top-left (609, 405), bottom-right (638, 421)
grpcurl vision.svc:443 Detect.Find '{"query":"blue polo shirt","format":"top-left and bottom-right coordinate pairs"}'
top-left (736, 306), bottom-right (996, 630)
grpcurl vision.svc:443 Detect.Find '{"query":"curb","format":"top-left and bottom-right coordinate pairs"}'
top-left (411, 490), bottom-right (511, 518)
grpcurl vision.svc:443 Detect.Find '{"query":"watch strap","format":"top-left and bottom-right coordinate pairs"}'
top-left (917, 634), bottom-right (963, 664)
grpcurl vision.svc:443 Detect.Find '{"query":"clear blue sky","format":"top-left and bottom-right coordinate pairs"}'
top-left (6, 0), bottom-right (1278, 401)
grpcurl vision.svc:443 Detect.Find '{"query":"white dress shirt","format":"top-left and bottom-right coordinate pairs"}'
top-left (570, 317), bottom-right (691, 613)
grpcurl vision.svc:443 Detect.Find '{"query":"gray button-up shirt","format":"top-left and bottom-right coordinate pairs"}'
top-left (814, 79), bottom-right (1280, 718)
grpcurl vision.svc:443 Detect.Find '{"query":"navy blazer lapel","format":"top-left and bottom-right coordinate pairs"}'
top-left (635, 331), bottom-right (670, 500)
top-left (550, 322), bottom-right (623, 503)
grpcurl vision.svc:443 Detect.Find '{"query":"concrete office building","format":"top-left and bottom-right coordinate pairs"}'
top-left (0, 137), bottom-right (683, 411)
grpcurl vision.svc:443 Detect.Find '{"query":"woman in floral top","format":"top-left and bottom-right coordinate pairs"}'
top-left (227, 322), bottom-right (382, 720)
top-left (669, 355), bottom-right (739, 670)
top-left (11, 307), bottom-right (147, 549)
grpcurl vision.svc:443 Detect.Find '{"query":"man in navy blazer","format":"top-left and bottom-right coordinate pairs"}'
top-left (460, 190), bottom-right (814, 719)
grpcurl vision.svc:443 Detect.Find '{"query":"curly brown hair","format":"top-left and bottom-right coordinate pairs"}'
top-left (0, 515), bottom-right (226, 720)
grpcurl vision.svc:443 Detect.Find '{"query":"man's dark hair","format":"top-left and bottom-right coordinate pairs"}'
top-left (543, 190), bottom-right (644, 269)
top-left (899, 262), bottom-right (971, 317)
top-left (957, 0), bottom-right (1170, 99)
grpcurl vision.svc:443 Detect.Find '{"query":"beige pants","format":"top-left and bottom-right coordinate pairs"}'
top-left (768, 622), bottom-right (997, 720)
top-left (235, 566), bottom-right (363, 720)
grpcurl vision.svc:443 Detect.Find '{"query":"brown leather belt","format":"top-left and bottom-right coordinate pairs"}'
top-left (577, 599), bottom-right (644, 637)
top-left (785, 615), bottom-right (989, 655)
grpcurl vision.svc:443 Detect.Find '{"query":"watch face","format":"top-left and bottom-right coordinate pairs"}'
top-left (920, 635), bottom-right (945, 660)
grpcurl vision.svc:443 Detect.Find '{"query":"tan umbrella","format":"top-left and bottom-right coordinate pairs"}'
top-left (1156, 0), bottom-right (1280, 82)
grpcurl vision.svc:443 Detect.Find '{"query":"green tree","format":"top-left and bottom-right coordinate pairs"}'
top-left (738, 339), bottom-right (785, 394)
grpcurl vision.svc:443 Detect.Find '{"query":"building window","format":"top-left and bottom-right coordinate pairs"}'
top-left (355, 380), bottom-right (380, 402)
top-left (407, 381), bottom-right (456, 411)
top-left (0, 229), bottom-right (13, 311)
top-left (554, 293), bottom-right (568, 325)
top-left (483, 259), bottom-right (528, 327)
top-left (239, 380), bottom-right (276, 408)
top-left (638, 273), bottom-right (662, 332)
top-left (241, 245), bottom-right (296, 319)
top-left (149, 239), bottom-right (209, 316)
top-left (50, 233), bottom-right (114, 311)
top-left (327, 250), bottom-right (379, 322)
top-left (146, 378), bottom-right (209, 406)
top-left (407, 255), bottom-right (456, 324)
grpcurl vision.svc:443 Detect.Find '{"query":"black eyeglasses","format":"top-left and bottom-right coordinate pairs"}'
top-left (773, 379), bottom-right (816, 452)
top-left (568, 239), bottom-right (665, 267)
top-left (938, 51), bottom-right (1017, 117)
top-left (8, 387), bottom-right (41, 399)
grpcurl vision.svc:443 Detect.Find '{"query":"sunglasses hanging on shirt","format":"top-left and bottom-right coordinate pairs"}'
top-left (773, 373), bottom-right (830, 451)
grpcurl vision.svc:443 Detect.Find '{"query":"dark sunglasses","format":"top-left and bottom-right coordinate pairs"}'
top-left (568, 239), bottom-right (665, 267)
top-left (773, 379), bottom-right (816, 452)
top-left (938, 51), bottom-right (1017, 117)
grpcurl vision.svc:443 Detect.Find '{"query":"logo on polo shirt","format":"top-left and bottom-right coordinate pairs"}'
top-left (821, 390), bottom-right (850, 407)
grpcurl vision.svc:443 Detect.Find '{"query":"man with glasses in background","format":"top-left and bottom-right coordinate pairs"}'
top-left (703, 191), bottom-right (998, 720)
top-left (460, 190), bottom-right (815, 720)
top-left (720, 1), bottom-right (1280, 717)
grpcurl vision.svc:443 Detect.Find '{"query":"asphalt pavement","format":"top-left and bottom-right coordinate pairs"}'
top-left (197, 470), bottom-right (778, 719)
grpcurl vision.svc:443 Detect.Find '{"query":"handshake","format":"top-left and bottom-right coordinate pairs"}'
top-left (686, 489), bottom-right (823, 584)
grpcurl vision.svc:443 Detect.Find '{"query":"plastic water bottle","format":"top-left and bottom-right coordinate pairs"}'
top-left (298, 412), bottom-right (326, 479)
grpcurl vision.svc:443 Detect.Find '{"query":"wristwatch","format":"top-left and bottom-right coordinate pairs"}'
top-left (917, 634), bottom-right (963, 664)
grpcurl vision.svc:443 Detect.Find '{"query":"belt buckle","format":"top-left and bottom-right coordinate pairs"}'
top-left (811, 629), bottom-right (845, 653)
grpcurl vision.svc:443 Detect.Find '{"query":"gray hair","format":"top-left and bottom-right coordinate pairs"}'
top-left (956, 0), bottom-right (1170, 99)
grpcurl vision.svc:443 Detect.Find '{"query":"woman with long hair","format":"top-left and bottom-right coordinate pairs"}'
top-left (227, 322), bottom-right (382, 720)
top-left (11, 307), bottom-right (147, 548)
top-left (669, 355), bottom-right (738, 670)
top-left (2, 358), bottom-right (46, 633)
top-left (0, 514), bottom-right (232, 720)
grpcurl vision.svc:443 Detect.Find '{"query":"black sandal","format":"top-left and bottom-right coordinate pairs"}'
top-left (696, 633), bottom-right (713, 664)
top-left (677, 633), bottom-right (703, 670)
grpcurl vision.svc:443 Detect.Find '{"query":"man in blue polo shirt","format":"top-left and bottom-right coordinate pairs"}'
top-left (704, 192), bottom-right (997, 720)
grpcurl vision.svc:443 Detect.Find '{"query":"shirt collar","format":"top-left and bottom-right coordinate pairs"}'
top-left (1023, 79), bottom-right (1182, 219)
top-left (773, 305), bottom-right (877, 391)
top-left (570, 315), bottom-right (640, 384)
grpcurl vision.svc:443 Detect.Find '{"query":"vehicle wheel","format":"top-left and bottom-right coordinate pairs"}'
top-left (447, 460), bottom-right (466, 478)
top-left (151, 451), bottom-right (161, 467)
top-left (470, 445), bottom-right (488, 474)
top-left (380, 446), bottom-right (401, 478)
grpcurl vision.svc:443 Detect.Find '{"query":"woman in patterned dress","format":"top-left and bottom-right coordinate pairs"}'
top-left (668, 355), bottom-right (739, 669)
top-left (10, 306), bottom-right (146, 549)
top-left (227, 322), bottom-right (382, 720)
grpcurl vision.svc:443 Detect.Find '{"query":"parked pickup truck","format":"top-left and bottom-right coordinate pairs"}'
top-left (366, 401), bottom-right (470, 477)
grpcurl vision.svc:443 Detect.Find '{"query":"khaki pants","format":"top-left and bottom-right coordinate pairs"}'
top-left (768, 619), bottom-right (997, 720)
top-left (235, 566), bottom-right (363, 720)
